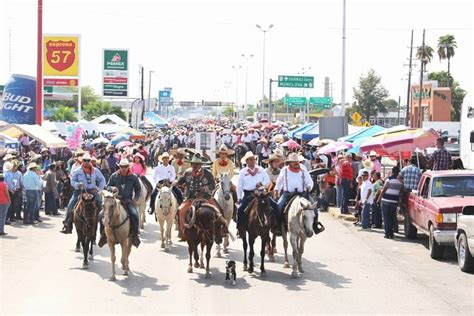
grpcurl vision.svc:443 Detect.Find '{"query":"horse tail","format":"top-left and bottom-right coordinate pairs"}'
top-left (184, 205), bottom-right (197, 228)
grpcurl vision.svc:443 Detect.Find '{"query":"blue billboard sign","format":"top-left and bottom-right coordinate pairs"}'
top-left (0, 74), bottom-right (37, 124)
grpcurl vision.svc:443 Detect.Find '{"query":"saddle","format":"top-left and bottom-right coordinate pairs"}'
top-left (139, 176), bottom-right (153, 201)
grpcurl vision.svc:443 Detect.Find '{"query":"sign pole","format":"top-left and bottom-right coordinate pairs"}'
top-left (269, 78), bottom-right (273, 122)
top-left (36, 0), bottom-right (43, 125)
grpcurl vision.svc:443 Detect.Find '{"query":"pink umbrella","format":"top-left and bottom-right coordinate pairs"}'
top-left (116, 140), bottom-right (134, 149)
top-left (360, 128), bottom-right (439, 154)
top-left (281, 139), bottom-right (301, 149)
top-left (318, 141), bottom-right (353, 154)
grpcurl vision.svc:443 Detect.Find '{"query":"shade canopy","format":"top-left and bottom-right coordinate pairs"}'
top-left (0, 124), bottom-right (66, 148)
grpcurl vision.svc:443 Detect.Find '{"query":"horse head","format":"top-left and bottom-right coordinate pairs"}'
top-left (158, 186), bottom-right (173, 215)
top-left (220, 173), bottom-right (231, 201)
top-left (254, 189), bottom-right (272, 227)
top-left (102, 190), bottom-right (119, 227)
top-left (299, 198), bottom-right (316, 238)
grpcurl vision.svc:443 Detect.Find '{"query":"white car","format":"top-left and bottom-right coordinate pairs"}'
top-left (455, 206), bottom-right (474, 272)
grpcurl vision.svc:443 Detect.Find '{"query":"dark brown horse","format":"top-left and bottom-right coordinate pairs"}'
top-left (73, 192), bottom-right (99, 269)
top-left (59, 177), bottom-right (74, 210)
top-left (184, 199), bottom-right (228, 278)
top-left (238, 190), bottom-right (273, 274)
top-left (233, 144), bottom-right (248, 169)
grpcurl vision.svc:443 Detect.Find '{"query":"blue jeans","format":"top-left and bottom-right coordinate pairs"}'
top-left (45, 191), bottom-right (58, 215)
top-left (382, 201), bottom-right (397, 236)
top-left (66, 190), bottom-right (102, 224)
top-left (340, 179), bottom-right (351, 213)
top-left (372, 202), bottom-right (382, 227)
top-left (25, 190), bottom-right (38, 223)
top-left (361, 202), bottom-right (372, 229)
top-left (335, 184), bottom-right (342, 207)
top-left (35, 191), bottom-right (42, 220)
top-left (0, 203), bottom-right (10, 233)
top-left (237, 191), bottom-right (254, 229)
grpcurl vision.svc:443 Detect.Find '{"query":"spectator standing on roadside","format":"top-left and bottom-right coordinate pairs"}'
top-left (359, 171), bottom-right (373, 230)
top-left (378, 167), bottom-right (404, 239)
top-left (430, 138), bottom-right (452, 171)
top-left (400, 156), bottom-right (422, 213)
top-left (43, 163), bottom-right (60, 216)
top-left (0, 174), bottom-right (11, 236)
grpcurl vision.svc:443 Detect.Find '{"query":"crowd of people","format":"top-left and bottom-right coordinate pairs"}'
top-left (0, 120), bottom-right (460, 243)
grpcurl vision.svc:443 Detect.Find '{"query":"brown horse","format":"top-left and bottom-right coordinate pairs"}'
top-left (73, 192), bottom-right (99, 269)
top-left (238, 190), bottom-right (273, 274)
top-left (184, 199), bottom-right (228, 278)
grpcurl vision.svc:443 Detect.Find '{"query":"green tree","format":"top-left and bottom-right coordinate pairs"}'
top-left (416, 44), bottom-right (434, 70)
top-left (428, 71), bottom-right (467, 121)
top-left (352, 69), bottom-right (389, 122)
top-left (383, 99), bottom-right (399, 111)
top-left (83, 101), bottom-right (126, 120)
top-left (48, 105), bottom-right (77, 122)
top-left (437, 34), bottom-right (457, 86)
top-left (222, 106), bottom-right (235, 118)
top-left (44, 85), bottom-right (100, 110)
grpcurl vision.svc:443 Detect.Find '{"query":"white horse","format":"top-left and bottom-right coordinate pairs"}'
top-left (137, 179), bottom-right (150, 230)
top-left (102, 190), bottom-right (132, 281)
top-left (155, 185), bottom-right (177, 251)
top-left (285, 196), bottom-right (316, 278)
top-left (214, 173), bottom-right (234, 257)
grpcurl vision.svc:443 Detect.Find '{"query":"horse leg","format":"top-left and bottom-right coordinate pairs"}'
top-left (164, 218), bottom-right (171, 251)
top-left (267, 234), bottom-right (275, 262)
top-left (159, 218), bottom-right (166, 249)
top-left (297, 237), bottom-right (306, 273)
top-left (205, 242), bottom-right (212, 278)
top-left (89, 237), bottom-right (94, 261)
top-left (194, 243), bottom-right (200, 269)
top-left (75, 235), bottom-right (81, 252)
top-left (108, 243), bottom-right (116, 281)
top-left (199, 242), bottom-right (205, 269)
top-left (260, 236), bottom-right (268, 275)
top-left (248, 236), bottom-right (255, 274)
top-left (139, 205), bottom-right (145, 229)
top-left (187, 241), bottom-right (193, 273)
top-left (82, 236), bottom-right (89, 269)
top-left (290, 234), bottom-right (299, 278)
top-left (242, 232), bottom-right (248, 271)
top-left (223, 234), bottom-right (229, 254)
top-left (282, 229), bottom-right (290, 268)
top-left (216, 243), bottom-right (222, 258)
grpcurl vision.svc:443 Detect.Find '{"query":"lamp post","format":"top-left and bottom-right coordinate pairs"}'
top-left (242, 53), bottom-right (254, 114)
top-left (223, 81), bottom-right (232, 102)
top-left (256, 24), bottom-right (274, 110)
top-left (232, 65), bottom-right (242, 110)
top-left (298, 67), bottom-right (312, 122)
top-left (147, 70), bottom-right (155, 111)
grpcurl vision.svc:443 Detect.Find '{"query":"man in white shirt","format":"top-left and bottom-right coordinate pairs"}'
top-left (359, 170), bottom-right (373, 230)
top-left (149, 152), bottom-right (183, 214)
top-left (236, 151), bottom-right (270, 231)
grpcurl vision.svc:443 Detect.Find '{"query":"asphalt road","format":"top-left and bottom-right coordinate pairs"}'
top-left (1, 207), bottom-right (472, 315)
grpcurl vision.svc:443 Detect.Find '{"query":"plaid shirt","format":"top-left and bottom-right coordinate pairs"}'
top-left (400, 165), bottom-right (422, 190)
top-left (431, 147), bottom-right (452, 171)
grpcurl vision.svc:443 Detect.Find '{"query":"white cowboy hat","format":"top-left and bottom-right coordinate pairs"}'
top-left (82, 153), bottom-right (92, 161)
top-left (262, 154), bottom-right (283, 164)
top-left (273, 148), bottom-right (285, 160)
top-left (369, 150), bottom-right (378, 157)
top-left (215, 144), bottom-right (235, 156)
top-left (159, 152), bottom-right (171, 162)
top-left (2, 154), bottom-right (14, 161)
top-left (286, 153), bottom-right (305, 163)
top-left (362, 159), bottom-right (374, 170)
top-left (118, 159), bottom-right (130, 167)
top-left (27, 162), bottom-right (39, 170)
top-left (240, 151), bottom-right (258, 164)
top-left (6, 148), bottom-right (17, 154)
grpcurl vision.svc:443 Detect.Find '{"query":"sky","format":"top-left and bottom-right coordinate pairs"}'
top-left (1, 0), bottom-right (473, 109)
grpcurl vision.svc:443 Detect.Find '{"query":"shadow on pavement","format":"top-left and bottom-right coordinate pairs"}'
top-left (140, 222), bottom-right (160, 244)
top-left (0, 235), bottom-right (18, 240)
top-left (192, 267), bottom-right (252, 290)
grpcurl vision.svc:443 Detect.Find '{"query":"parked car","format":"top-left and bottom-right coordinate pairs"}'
top-left (405, 170), bottom-right (474, 259)
top-left (455, 206), bottom-right (474, 272)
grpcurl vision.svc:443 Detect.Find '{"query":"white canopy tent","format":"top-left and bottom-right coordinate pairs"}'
top-left (0, 124), bottom-right (67, 148)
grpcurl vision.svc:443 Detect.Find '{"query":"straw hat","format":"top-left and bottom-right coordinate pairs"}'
top-left (3, 154), bottom-right (14, 161)
top-left (257, 138), bottom-right (268, 144)
top-left (215, 144), bottom-right (235, 156)
top-left (82, 153), bottom-right (92, 161)
top-left (369, 151), bottom-right (378, 157)
top-left (286, 153), bottom-right (305, 163)
top-left (6, 148), bottom-right (17, 155)
top-left (263, 154), bottom-right (283, 165)
top-left (134, 153), bottom-right (145, 162)
top-left (273, 148), bottom-right (285, 160)
top-left (362, 159), bottom-right (374, 170)
top-left (158, 152), bottom-right (171, 162)
top-left (118, 159), bottom-right (130, 167)
top-left (185, 153), bottom-right (210, 164)
top-left (240, 151), bottom-right (258, 164)
top-left (274, 134), bottom-right (284, 144)
top-left (27, 162), bottom-right (39, 170)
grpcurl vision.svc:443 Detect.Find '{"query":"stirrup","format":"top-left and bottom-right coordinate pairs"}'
top-left (314, 222), bottom-right (325, 234)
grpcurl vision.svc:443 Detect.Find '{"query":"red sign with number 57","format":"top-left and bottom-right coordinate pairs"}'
top-left (43, 35), bottom-right (79, 77)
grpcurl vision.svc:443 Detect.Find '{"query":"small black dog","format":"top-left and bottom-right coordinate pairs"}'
top-left (225, 260), bottom-right (236, 285)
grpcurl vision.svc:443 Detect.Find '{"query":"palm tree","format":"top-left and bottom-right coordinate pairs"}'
top-left (48, 106), bottom-right (77, 122)
top-left (437, 34), bottom-right (457, 87)
top-left (83, 101), bottom-right (126, 120)
top-left (416, 44), bottom-right (434, 69)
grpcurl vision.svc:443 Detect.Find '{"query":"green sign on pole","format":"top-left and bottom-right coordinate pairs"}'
top-left (0, 85), bottom-right (4, 95)
top-left (284, 96), bottom-right (307, 108)
top-left (103, 84), bottom-right (127, 90)
top-left (103, 50), bottom-right (128, 71)
top-left (278, 75), bottom-right (314, 88)
top-left (310, 96), bottom-right (333, 109)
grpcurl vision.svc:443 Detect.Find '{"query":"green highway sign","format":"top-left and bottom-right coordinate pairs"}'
top-left (310, 96), bottom-right (333, 109)
top-left (284, 96), bottom-right (307, 108)
top-left (0, 85), bottom-right (4, 95)
top-left (43, 86), bottom-right (53, 94)
top-left (103, 84), bottom-right (127, 90)
top-left (104, 50), bottom-right (128, 71)
top-left (278, 75), bottom-right (314, 88)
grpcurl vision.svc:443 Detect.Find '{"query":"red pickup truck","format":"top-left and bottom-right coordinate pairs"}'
top-left (405, 170), bottom-right (474, 259)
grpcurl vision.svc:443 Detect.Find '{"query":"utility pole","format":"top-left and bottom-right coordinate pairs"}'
top-left (232, 65), bottom-right (242, 110)
top-left (417, 29), bottom-right (426, 128)
top-left (406, 29), bottom-right (414, 126)
top-left (398, 95), bottom-right (401, 124)
top-left (340, 0), bottom-right (347, 116)
top-left (256, 24), bottom-right (274, 110)
top-left (147, 70), bottom-right (154, 111)
top-left (140, 66), bottom-right (145, 120)
top-left (269, 79), bottom-right (275, 122)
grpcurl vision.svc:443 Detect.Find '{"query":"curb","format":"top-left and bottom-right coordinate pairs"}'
top-left (328, 207), bottom-right (356, 222)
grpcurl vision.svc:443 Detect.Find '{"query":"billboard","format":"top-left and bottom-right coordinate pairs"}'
top-left (0, 74), bottom-right (37, 124)
top-left (102, 49), bottom-right (129, 98)
top-left (43, 35), bottom-right (80, 77)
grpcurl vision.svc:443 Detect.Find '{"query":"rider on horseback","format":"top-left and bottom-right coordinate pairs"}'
top-left (176, 153), bottom-right (221, 241)
top-left (98, 159), bottom-right (142, 248)
top-left (130, 152), bottom-right (153, 195)
top-left (211, 145), bottom-right (238, 204)
top-left (149, 152), bottom-right (184, 214)
top-left (170, 147), bottom-right (191, 178)
top-left (236, 151), bottom-right (271, 234)
top-left (60, 153), bottom-right (106, 234)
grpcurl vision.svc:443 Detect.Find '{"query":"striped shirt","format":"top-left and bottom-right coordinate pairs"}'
top-left (381, 178), bottom-right (403, 204)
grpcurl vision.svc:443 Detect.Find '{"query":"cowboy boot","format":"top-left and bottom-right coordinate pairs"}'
top-left (60, 213), bottom-right (73, 234)
top-left (98, 222), bottom-right (107, 247)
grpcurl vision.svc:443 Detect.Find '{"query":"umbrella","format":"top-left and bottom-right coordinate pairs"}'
top-left (116, 141), bottom-right (134, 149)
top-left (281, 139), bottom-right (301, 149)
top-left (318, 141), bottom-right (353, 154)
top-left (308, 138), bottom-right (334, 147)
top-left (91, 137), bottom-right (110, 145)
top-left (110, 134), bottom-right (129, 146)
top-left (360, 128), bottom-right (439, 154)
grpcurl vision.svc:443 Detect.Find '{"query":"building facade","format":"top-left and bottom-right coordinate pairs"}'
top-left (410, 80), bottom-right (452, 128)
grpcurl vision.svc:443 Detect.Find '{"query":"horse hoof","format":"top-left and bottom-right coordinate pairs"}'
top-left (291, 271), bottom-right (299, 278)
top-left (261, 270), bottom-right (267, 276)
top-left (109, 276), bottom-right (116, 281)
top-left (223, 248), bottom-right (229, 254)
top-left (161, 244), bottom-right (165, 249)
top-left (243, 265), bottom-right (248, 271)
top-left (268, 255), bottom-right (275, 262)
top-left (216, 252), bottom-right (222, 258)
top-left (123, 271), bottom-right (128, 276)
top-left (298, 268), bottom-right (305, 273)
top-left (283, 262), bottom-right (290, 268)
top-left (205, 273), bottom-right (211, 279)
top-left (199, 264), bottom-right (205, 269)
top-left (89, 255), bottom-right (94, 261)
top-left (164, 247), bottom-right (170, 252)
top-left (82, 263), bottom-right (89, 269)
top-left (187, 267), bottom-right (193, 273)
top-left (194, 262), bottom-right (200, 268)
top-left (248, 267), bottom-right (254, 274)
top-left (75, 247), bottom-right (81, 253)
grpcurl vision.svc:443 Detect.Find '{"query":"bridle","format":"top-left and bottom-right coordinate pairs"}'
top-left (104, 196), bottom-right (129, 241)
top-left (158, 188), bottom-right (173, 215)
top-left (74, 193), bottom-right (97, 236)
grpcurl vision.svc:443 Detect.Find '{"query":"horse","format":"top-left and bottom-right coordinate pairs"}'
top-left (285, 196), bottom-right (316, 278)
top-left (59, 177), bottom-right (74, 210)
top-left (102, 190), bottom-right (132, 281)
top-left (233, 143), bottom-right (248, 169)
top-left (184, 199), bottom-right (228, 278)
top-left (238, 189), bottom-right (273, 274)
top-left (137, 178), bottom-right (151, 230)
top-left (155, 185), bottom-right (178, 251)
top-left (213, 173), bottom-right (234, 257)
top-left (72, 192), bottom-right (99, 269)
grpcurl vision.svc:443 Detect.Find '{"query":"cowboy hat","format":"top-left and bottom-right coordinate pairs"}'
top-left (158, 152), bottom-right (171, 162)
top-left (273, 148), bottom-right (285, 160)
top-left (74, 149), bottom-right (85, 157)
top-left (362, 159), bottom-right (374, 170)
top-left (40, 148), bottom-right (49, 153)
top-left (369, 151), bottom-right (378, 157)
top-left (134, 153), bottom-right (145, 161)
top-left (6, 148), bottom-right (17, 155)
top-left (27, 162), bottom-right (39, 170)
top-left (2, 154), bottom-right (14, 161)
top-left (240, 151), bottom-right (258, 164)
top-left (257, 138), bottom-right (268, 144)
top-left (273, 134), bottom-right (284, 144)
top-left (170, 147), bottom-right (188, 157)
top-left (262, 154), bottom-right (283, 165)
top-left (215, 144), bottom-right (235, 156)
top-left (185, 153), bottom-right (210, 164)
top-left (82, 153), bottom-right (92, 161)
top-left (286, 153), bottom-right (305, 163)
top-left (118, 159), bottom-right (130, 167)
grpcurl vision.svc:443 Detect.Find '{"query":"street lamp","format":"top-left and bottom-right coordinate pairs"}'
top-left (147, 70), bottom-right (155, 111)
top-left (242, 53), bottom-right (254, 114)
top-left (256, 24), bottom-right (274, 110)
top-left (232, 65), bottom-right (242, 110)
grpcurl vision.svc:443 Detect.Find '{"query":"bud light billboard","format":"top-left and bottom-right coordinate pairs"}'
top-left (0, 74), bottom-right (37, 124)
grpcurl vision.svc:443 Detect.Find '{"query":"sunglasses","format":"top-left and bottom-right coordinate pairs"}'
top-left (119, 165), bottom-right (128, 169)
top-left (83, 159), bottom-right (91, 162)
